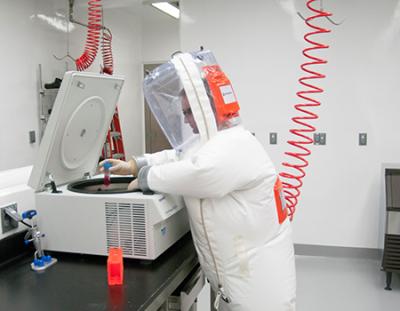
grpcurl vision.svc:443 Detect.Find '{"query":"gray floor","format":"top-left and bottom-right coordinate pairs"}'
top-left (296, 255), bottom-right (400, 311)
top-left (197, 256), bottom-right (400, 310)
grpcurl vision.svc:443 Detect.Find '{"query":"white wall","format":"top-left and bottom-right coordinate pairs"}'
top-left (141, 5), bottom-right (180, 64)
top-left (0, 0), bottom-right (67, 171)
top-left (180, 0), bottom-right (400, 249)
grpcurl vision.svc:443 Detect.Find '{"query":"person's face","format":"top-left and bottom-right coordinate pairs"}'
top-left (181, 95), bottom-right (199, 134)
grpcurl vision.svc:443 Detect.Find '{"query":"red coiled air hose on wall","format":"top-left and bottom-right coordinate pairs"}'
top-left (101, 28), bottom-right (114, 75)
top-left (279, 0), bottom-right (331, 220)
top-left (75, 0), bottom-right (102, 71)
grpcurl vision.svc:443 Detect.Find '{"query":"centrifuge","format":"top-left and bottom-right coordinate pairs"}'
top-left (28, 72), bottom-right (189, 260)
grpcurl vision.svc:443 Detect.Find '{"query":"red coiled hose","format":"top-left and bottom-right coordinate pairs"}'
top-left (76, 0), bottom-right (102, 71)
top-left (279, 0), bottom-right (331, 220)
top-left (101, 29), bottom-right (113, 75)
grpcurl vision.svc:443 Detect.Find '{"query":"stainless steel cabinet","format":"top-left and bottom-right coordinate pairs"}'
top-left (382, 169), bottom-right (400, 290)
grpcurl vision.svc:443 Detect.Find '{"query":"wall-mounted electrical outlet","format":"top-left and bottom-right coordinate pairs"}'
top-left (29, 130), bottom-right (36, 144)
top-left (359, 133), bottom-right (367, 146)
top-left (1, 203), bottom-right (18, 234)
top-left (313, 133), bottom-right (326, 145)
top-left (270, 132), bottom-right (277, 144)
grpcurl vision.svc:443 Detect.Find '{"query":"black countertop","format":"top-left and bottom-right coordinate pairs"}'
top-left (0, 233), bottom-right (198, 311)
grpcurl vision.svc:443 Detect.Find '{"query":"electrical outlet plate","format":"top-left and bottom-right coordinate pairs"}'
top-left (359, 133), bottom-right (367, 146)
top-left (1, 203), bottom-right (18, 234)
top-left (270, 132), bottom-right (277, 144)
top-left (313, 133), bottom-right (326, 145)
top-left (29, 130), bottom-right (36, 144)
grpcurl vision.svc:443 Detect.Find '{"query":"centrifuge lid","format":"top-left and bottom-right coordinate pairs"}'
top-left (28, 71), bottom-right (124, 192)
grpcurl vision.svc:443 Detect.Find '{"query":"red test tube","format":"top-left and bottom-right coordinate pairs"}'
top-left (103, 161), bottom-right (112, 187)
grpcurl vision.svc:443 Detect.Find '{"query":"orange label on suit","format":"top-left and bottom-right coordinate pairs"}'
top-left (274, 177), bottom-right (288, 224)
top-left (202, 65), bottom-right (240, 125)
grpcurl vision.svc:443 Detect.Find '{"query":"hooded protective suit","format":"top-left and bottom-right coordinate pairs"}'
top-left (137, 51), bottom-right (296, 311)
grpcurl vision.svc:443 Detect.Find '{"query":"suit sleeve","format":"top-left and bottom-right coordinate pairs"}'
top-left (138, 141), bottom-right (270, 198)
top-left (134, 149), bottom-right (178, 170)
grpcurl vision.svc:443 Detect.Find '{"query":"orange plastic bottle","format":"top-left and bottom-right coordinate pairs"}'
top-left (107, 248), bottom-right (124, 286)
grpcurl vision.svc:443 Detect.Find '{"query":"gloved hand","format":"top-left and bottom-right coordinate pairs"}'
top-left (99, 159), bottom-right (138, 176)
top-left (127, 179), bottom-right (139, 191)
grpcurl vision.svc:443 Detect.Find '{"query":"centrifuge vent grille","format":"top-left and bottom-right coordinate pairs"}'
top-left (105, 202), bottom-right (147, 257)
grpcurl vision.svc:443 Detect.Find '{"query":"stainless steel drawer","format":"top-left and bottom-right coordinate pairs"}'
top-left (167, 267), bottom-right (205, 311)
top-left (387, 211), bottom-right (400, 235)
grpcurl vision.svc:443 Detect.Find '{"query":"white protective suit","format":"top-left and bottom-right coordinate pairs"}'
top-left (137, 51), bottom-right (296, 311)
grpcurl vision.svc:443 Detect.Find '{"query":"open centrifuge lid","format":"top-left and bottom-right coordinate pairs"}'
top-left (28, 71), bottom-right (124, 192)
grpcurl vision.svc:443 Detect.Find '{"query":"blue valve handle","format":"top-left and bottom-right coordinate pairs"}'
top-left (22, 210), bottom-right (37, 220)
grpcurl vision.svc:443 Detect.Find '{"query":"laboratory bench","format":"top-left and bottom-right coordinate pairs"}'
top-left (0, 232), bottom-right (203, 311)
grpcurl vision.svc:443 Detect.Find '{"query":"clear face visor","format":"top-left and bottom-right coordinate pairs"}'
top-left (143, 62), bottom-right (199, 152)
top-left (143, 50), bottom-right (241, 152)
